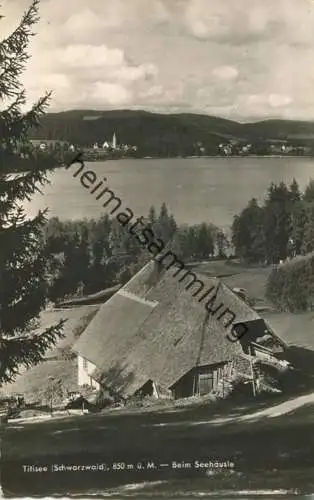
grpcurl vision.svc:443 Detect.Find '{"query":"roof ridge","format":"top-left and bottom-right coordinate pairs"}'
top-left (117, 289), bottom-right (158, 308)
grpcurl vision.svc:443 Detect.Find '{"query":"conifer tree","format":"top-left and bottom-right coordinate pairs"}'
top-left (0, 1), bottom-right (64, 384)
top-left (148, 205), bottom-right (157, 225)
top-left (232, 198), bottom-right (264, 263)
top-left (196, 223), bottom-right (214, 259)
top-left (157, 202), bottom-right (177, 242)
top-left (263, 182), bottom-right (291, 263)
top-left (288, 179), bottom-right (305, 257)
top-left (303, 179), bottom-right (314, 203)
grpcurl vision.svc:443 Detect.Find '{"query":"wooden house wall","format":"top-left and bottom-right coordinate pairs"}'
top-left (171, 362), bottom-right (233, 399)
top-left (171, 371), bottom-right (196, 399)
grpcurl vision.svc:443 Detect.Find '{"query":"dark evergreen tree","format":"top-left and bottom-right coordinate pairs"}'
top-left (85, 220), bottom-right (118, 294)
top-left (168, 213), bottom-right (177, 238)
top-left (289, 201), bottom-right (307, 257)
top-left (303, 179), bottom-right (314, 203)
top-left (0, 1), bottom-right (64, 384)
top-left (289, 178), bottom-right (301, 203)
top-left (231, 198), bottom-right (264, 262)
top-left (195, 223), bottom-right (214, 259)
top-left (216, 230), bottom-right (229, 259)
top-left (168, 229), bottom-right (184, 258)
top-left (76, 225), bottom-right (90, 289)
top-left (301, 203), bottom-right (314, 254)
top-left (148, 205), bottom-right (157, 225)
top-left (43, 217), bottom-right (67, 255)
top-left (287, 179), bottom-right (305, 258)
top-left (157, 202), bottom-right (176, 242)
top-left (299, 181), bottom-right (314, 256)
top-left (184, 226), bottom-right (197, 259)
top-left (263, 182), bottom-right (291, 264)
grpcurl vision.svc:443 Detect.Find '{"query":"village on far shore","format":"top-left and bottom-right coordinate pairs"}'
top-left (24, 124), bottom-right (314, 167)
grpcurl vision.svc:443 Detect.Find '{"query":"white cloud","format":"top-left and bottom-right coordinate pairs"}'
top-left (113, 63), bottom-right (158, 83)
top-left (212, 66), bottom-right (239, 81)
top-left (183, 0), bottom-right (275, 42)
top-left (21, 39), bottom-right (157, 110)
top-left (91, 82), bottom-right (132, 105)
top-left (2, 0), bottom-right (314, 119)
top-left (142, 85), bottom-right (164, 97)
top-left (269, 94), bottom-right (293, 108)
top-left (56, 45), bottom-right (125, 69)
top-left (63, 8), bottom-right (119, 33)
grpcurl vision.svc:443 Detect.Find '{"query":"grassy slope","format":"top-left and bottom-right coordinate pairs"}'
top-left (193, 260), bottom-right (271, 305)
top-left (2, 396), bottom-right (314, 495)
top-left (0, 306), bottom-right (99, 401)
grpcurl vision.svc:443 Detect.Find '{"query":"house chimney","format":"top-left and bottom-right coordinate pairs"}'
top-left (154, 257), bottom-right (163, 273)
top-left (147, 258), bottom-right (163, 288)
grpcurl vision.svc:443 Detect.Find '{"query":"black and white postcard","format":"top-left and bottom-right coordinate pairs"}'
top-left (1, 0), bottom-right (314, 497)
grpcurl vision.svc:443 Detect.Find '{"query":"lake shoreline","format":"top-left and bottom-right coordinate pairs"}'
top-left (68, 154), bottom-right (314, 164)
top-left (12, 154), bottom-right (314, 174)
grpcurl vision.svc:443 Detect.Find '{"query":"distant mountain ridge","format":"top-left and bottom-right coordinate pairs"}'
top-left (30, 110), bottom-right (314, 156)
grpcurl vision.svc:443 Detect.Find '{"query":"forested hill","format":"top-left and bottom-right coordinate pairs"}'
top-left (29, 109), bottom-right (314, 156)
top-left (241, 119), bottom-right (314, 142)
top-left (29, 110), bottom-right (242, 155)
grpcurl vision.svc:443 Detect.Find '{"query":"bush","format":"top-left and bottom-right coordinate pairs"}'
top-left (257, 373), bottom-right (282, 395)
top-left (124, 394), bottom-right (173, 410)
top-left (266, 253), bottom-right (314, 312)
top-left (124, 393), bottom-right (146, 408)
top-left (95, 390), bottom-right (115, 410)
top-left (225, 374), bottom-right (253, 398)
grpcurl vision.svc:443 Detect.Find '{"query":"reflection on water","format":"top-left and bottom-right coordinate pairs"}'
top-left (23, 157), bottom-right (314, 228)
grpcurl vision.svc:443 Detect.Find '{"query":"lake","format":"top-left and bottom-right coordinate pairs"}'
top-left (24, 156), bottom-right (314, 230)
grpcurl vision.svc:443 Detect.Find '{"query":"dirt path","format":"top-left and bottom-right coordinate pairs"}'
top-left (240, 391), bottom-right (314, 420)
top-left (191, 392), bottom-right (314, 427)
top-left (147, 392), bottom-right (314, 430)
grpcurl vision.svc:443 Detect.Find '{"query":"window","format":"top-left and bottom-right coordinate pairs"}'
top-left (83, 358), bottom-right (88, 371)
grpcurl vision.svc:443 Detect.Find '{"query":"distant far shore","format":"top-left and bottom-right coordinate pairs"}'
top-left (78, 154), bottom-right (314, 163)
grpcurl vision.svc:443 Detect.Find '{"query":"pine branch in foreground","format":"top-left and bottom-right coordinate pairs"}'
top-left (0, 321), bottom-right (66, 384)
top-left (0, 1), bottom-right (64, 385)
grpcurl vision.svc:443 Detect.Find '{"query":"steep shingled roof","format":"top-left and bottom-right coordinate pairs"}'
top-left (73, 260), bottom-right (282, 396)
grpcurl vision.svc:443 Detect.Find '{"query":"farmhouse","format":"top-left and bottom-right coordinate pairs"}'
top-left (73, 260), bottom-right (286, 399)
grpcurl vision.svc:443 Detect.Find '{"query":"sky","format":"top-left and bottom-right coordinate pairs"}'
top-left (2, 0), bottom-right (314, 121)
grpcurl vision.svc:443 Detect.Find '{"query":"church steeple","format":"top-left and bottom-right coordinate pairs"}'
top-left (112, 132), bottom-right (117, 149)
